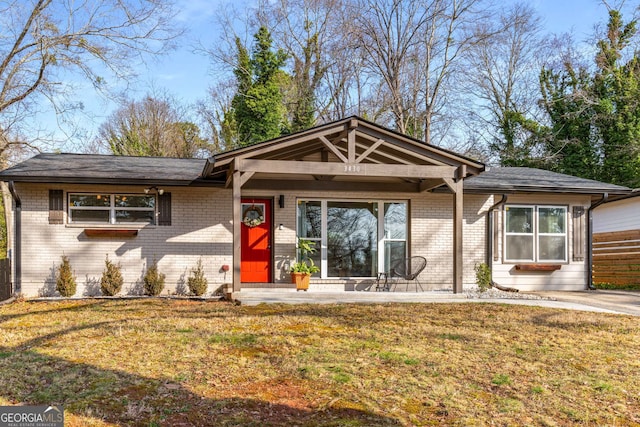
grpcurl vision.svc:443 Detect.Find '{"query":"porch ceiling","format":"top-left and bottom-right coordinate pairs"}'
top-left (202, 116), bottom-right (484, 193)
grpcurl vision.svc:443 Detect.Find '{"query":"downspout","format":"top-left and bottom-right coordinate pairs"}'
top-left (587, 193), bottom-right (609, 290)
top-left (486, 194), bottom-right (508, 268)
top-left (8, 181), bottom-right (21, 295)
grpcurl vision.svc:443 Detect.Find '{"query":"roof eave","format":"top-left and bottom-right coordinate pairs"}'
top-left (463, 186), bottom-right (632, 195)
top-left (0, 176), bottom-right (225, 187)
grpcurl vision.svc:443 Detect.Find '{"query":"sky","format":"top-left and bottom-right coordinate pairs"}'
top-left (34, 0), bottom-right (621, 153)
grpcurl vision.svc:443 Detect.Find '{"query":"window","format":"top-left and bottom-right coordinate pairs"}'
top-left (383, 202), bottom-right (407, 273)
top-left (297, 201), bottom-right (321, 276)
top-left (297, 200), bottom-right (408, 278)
top-left (69, 193), bottom-right (156, 225)
top-left (504, 205), bottom-right (567, 262)
top-left (327, 201), bottom-right (378, 277)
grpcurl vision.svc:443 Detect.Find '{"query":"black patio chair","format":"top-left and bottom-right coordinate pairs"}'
top-left (389, 256), bottom-right (427, 292)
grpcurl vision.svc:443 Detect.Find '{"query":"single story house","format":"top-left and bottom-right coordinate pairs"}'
top-left (592, 192), bottom-right (640, 286)
top-left (0, 117), bottom-right (632, 297)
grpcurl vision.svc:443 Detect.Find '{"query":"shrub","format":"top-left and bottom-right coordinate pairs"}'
top-left (56, 255), bottom-right (77, 297)
top-left (187, 258), bottom-right (208, 296)
top-left (143, 259), bottom-right (165, 296)
top-left (100, 255), bottom-right (124, 296)
top-left (474, 262), bottom-right (492, 292)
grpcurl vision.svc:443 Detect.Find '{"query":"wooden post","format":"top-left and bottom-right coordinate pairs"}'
top-left (232, 169), bottom-right (241, 292)
top-left (453, 179), bottom-right (464, 294)
top-left (347, 125), bottom-right (356, 163)
top-left (444, 175), bottom-right (464, 294)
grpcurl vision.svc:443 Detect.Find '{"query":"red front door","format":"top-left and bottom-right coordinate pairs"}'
top-left (241, 198), bottom-right (272, 283)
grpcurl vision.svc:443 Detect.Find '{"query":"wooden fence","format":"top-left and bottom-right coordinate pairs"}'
top-left (0, 258), bottom-right (11, 301)
top-left (592, 229), bottom-right (640, 286)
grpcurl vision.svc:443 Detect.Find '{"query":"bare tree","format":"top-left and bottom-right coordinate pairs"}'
top-left (262, 0), bottom-right (342, 131)
top-left (0, 0), bottom-right (180, 157)
top-left (351, 0), bottom-right (429, 135)
top-left (197, 79), bottom-right (241, 153)
top-left (350, 0), bottom-right (487, 143)
top-left (461, 2), bottom-right (548, 162)
top-left (418, 0), bottom-right (488, 144)
top-left (97, 92), bottom-right (210, 158)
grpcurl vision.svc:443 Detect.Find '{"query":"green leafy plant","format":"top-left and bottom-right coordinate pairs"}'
top-left (187, 258), bottom-right (208, 296)
top-left (290, 258), bottom-right (320, 274)
top-left (100, 255), bottom-right (124, 296)
top-left (143, 259), bottom-right (165, 296)
top-left (56, 255), bottom-right (77, 297)
top-left (290, 239), bottom-right (319, 274)
top-left (475, 262), bottom-right (492, 292)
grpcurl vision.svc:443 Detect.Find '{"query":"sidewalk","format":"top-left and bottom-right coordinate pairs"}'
top-left (528, 290), bottom-right (640, 316)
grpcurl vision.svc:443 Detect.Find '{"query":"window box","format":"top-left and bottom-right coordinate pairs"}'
top-left (84, 229), bottom-right (138, 238)
top-left (515, 264), bottom-right (561, 272)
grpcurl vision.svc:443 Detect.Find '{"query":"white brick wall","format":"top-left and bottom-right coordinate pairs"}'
top-left (14, 184), bottom-right (492, 296)
top-left (11, 182), bottom-right (590, 296)
top-left (15, 183), bottom-right (233, 297)
top-left (247, 189), bottom-right (491, 290)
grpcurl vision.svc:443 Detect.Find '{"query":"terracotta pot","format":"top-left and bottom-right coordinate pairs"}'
top-left (291, 272), bottom-right (310, 291)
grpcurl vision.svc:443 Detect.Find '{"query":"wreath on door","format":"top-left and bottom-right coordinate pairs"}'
top-left (242, 205), bottom-right (265, 227)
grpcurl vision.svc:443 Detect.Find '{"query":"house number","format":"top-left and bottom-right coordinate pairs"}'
top-left (344, 164), bottom-right (362, 173)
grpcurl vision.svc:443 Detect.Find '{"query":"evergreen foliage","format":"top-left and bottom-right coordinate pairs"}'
top-left (143, 259), bottom-right (165, 296)
top-left (56, 255), bottom-right (77, 297)
top-left (187, 258), bottom-right (208, 296)
top-left (229, 26), bottom-right (289, 147)
top-left (494, 9), bottom-right (640, 188)
top-left (539, 64), bottom-right (600, 180)
top-left (592, 10), bottom-right (640, 188)
top-left (474, 263), bottom-right (492, 293)
top-left (100, 255), bottom-right (124, 296)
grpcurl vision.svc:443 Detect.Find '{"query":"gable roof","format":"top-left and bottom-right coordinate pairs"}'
top-left (0, 153), bottom-right (209, 186)
top-left (464, 167), bottom-right (631, 195)
top-left (202, 116), bottom-right (485, 180)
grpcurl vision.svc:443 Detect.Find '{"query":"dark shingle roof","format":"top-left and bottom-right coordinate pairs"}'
top-left (464, 167), bottom-right (631, 195)
top-left (0, 153), bottom-right (211, 185)
top-left (0, 155), bottom-right (632, 196)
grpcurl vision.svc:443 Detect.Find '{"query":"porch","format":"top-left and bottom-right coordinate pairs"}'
top-left (232, 287), bottom-right (466, 305)
top-left (202, 117), bottom-right (485, 294)
top-left (239, 280), bottom-right (433, 293)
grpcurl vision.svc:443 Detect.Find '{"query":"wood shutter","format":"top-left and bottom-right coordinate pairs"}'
top-left (49, 190), bottom-right (64, 224)
top-left (572, 206), bottom-right (586, 261)
top-left (157, 192), bottom-right (171, 226)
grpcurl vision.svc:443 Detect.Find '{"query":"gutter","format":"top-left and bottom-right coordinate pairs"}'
top-left (8, 181), bottom-right (21, 295)
top-left (486, 194), bottom-right (508, 275)
top-left (587, 193), bottom-right (609, 290)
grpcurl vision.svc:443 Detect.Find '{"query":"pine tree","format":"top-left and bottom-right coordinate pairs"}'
top-left (539, 64), bottom-right (600, 180)
top-left (229, 27), bottom-right (289, 147)
top-left (592, 10), bottom-right (640, 187)
top-left (143, 259), bottom-right (165, 296)
top-left (56, 255), bottom-right (77, 297)
top-left (100, 255), bottom-right (124, 296)
top-left (187, 258), bottom-right (208, 296)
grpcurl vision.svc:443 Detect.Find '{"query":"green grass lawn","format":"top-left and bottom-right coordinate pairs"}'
top-left (0, 299), bottom-right (639, 426)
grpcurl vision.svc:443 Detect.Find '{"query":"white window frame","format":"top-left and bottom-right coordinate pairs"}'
top-left (68, 193), bottom-right (156, 225)
top-left (296, 199), bottom-right (408, 279)
top-left (504, 204), bottom-right (568, 263)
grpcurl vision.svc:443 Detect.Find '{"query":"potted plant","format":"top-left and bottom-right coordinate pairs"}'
top-left (290, 239), bottom-right (319, 291)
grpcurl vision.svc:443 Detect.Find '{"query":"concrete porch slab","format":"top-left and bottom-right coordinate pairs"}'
top-left (233, 290), bottom-right (466, 305)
